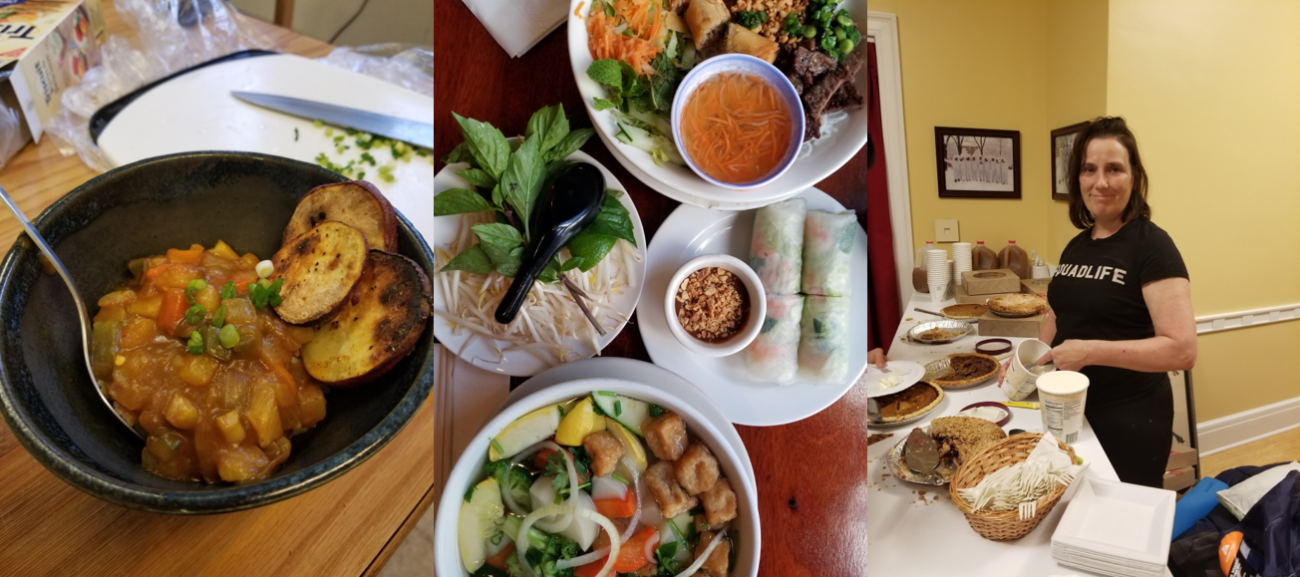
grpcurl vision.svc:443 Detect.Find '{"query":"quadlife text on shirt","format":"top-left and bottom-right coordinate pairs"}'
top-left (1055, 264), bottom-right (1128, 285)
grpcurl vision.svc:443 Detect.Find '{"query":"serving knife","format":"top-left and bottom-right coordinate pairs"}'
top-left (231, 91), bottom-right (433, 149)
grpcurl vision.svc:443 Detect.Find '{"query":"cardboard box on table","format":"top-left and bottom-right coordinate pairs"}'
top-left (961, 269), bottom-right (1021, 295)
top-left (977, 311), bottom-right (1045, 338)
top-left (1021, 278), bottom-right (1050, 297)
top-left (954, 283), bottom-right (1018, 305)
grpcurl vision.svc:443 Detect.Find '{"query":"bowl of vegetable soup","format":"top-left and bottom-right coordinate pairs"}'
top-left (436, 378), bottom-right (760, 577)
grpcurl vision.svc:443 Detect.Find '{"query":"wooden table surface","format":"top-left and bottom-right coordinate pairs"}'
top-left (0, 2), bottom-right (434, 576)
top-left (434, 2), bottom-right (868, 575)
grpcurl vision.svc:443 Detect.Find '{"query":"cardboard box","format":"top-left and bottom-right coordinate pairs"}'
top-left (6, 0), bottom-right (105, 142)
top-left (954, 283), bottom-right (1018, 304)
top-left (1163, 466), bottom-right (1197, 492)
top-left (1167, 446), bottom-right (1199, 471)
top-left (1021, 278), bottom-right (1050, 297)
top-left (977, 311), bottom-right (1045, 338)
top-left (962, 268), bottom-right (1022, 295)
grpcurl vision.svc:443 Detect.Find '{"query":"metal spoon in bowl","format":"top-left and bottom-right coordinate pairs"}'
top-left (0, 187), bottom-right (144, 439)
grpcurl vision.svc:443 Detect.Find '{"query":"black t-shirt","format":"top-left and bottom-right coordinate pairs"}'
top-left (1048, 219), bottom-right (1189, 407)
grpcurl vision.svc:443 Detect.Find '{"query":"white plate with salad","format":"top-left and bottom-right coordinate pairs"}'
top-left (638, 188), bottom-right (868, 426)
top-left (433, 106), bottom-right (647, 376)
top-left (435, 378), bottom-right (760, 577)
top-left (567, 0), bottom-right (867, 210)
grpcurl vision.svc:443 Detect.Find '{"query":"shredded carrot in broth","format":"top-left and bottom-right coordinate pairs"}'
top-left (586, 0), bottom-right (663, 75)
top-left (576, 1), bottom-right (585, 16)
top-left (681, 73), bottom-right (793, 184)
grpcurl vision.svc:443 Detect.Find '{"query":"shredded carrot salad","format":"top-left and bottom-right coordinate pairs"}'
top-left (587, 0), bottom-right (664, 75)
top-left (681, 73), bottom-right (793, 184)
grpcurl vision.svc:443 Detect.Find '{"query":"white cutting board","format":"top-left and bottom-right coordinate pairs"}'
top-left (97, 53), bottom-right (434, 243)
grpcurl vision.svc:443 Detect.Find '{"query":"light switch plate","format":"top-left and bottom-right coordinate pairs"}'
top-left (935, 219), bottom-right (959, 242)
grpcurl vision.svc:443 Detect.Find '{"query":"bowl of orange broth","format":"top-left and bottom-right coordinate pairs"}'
top-left (672, 54), bottom-right (805, 190)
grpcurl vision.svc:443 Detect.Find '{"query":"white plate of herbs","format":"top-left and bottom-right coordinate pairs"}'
top-left (434, 104), bottom-right (647, 376)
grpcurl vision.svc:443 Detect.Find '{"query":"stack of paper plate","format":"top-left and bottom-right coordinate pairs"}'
top-left (1051, 478), bottom-right (1176, 577)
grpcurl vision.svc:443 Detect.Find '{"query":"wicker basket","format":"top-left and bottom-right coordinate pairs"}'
top-left (947, 433), bottom-right (1078, 541)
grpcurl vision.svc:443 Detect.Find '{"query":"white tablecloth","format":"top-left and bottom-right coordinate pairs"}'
top-left (867, 294), bottom-right (1140, 577)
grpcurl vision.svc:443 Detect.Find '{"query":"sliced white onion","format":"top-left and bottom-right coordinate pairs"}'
top-left (499, 440), bottom-right (558, 517)
top-left (619, 457), bottom-right (643, 543)
top-left (673, 529), bottom-right (727, 577)
top-left (518, 505), bottom-right (621, 577)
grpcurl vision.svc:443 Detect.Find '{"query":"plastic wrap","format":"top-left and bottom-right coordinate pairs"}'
top-left (45, 0), bottom-right (433, 173)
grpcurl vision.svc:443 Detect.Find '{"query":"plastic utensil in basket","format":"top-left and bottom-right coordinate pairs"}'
top-left (946, 433), bottom-right (1078, 541)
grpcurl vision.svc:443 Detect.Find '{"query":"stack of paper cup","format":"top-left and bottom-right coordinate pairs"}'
top-left (952, 242), bottom-right (972, 286)
top-left (926, 248), bottom-right (949, 303)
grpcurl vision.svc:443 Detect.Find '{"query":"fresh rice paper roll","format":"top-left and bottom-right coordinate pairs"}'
top-left (749, 197), bottom-right (806, 295)
top-left (743, 294), bottom-right (803, 384)
top-left (801, 209), bottom-right (856, 297)
top-left (798, 296), bottom-right (850, 384)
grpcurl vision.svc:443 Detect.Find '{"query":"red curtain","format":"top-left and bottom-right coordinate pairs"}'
top-left (867, 42), bottom-right (902, 353)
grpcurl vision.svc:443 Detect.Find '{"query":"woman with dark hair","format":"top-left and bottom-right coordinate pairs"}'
top-left (1003, 116), bottom-right (1196, 488)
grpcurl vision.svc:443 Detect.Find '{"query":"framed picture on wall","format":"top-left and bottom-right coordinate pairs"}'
top-left (934, 127), bottom-right (1021, 199)
top-left (1051, 121), bottom-right (1089, 201)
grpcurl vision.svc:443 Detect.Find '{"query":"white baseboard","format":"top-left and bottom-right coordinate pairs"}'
top-left (1197, 395), bottom-right (1300, 457)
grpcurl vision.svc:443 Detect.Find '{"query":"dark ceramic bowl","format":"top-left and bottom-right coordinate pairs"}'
top-left (0, 152), bottom-right (435, 514)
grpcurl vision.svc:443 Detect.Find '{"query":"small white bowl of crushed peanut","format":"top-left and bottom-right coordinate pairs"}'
top-left (665, 254), bottom-right (767, 357)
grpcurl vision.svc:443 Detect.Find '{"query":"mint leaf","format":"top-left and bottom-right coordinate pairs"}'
top-left (587, 59), bottom-right (623, 88)
top-left (490, 184), bottom-right (503, 207)
top-left (441, 142), bottom-right (471, 165)
top-left (457, 168), bottom-right (497, 190)
top-left (496, 246), bottom-right (525, 278)
top-left (565, 232), bottom-right (617, 273)
top-left (840, 222), bottom-right (856, 253)
top-left (545, 128), bottom-right (594, 163)
top-left (498, 136), bottom-right (545, 239)
top-left (538, 261), bottom-right (558, 284)
top-left (526, 104), bottom-right (570, 155)
top-left (452, 112), bottom-right (510, 179)
top-left (606, 188), bottom-right (624, 199)
top-left (761, 317), bottom-right (777, 333)
top-left (559, 256), bottom-right (585, 272)
top-left (440, 244), bottom-right (494, 275)
top-left (581, 196), bottom-right (637, 247)
top-left (592, 97), bottom-right (618, 111)
top-left (434, 188), bottom-right (494, 216)
top-left (471, 223), bottom-right (523, 250)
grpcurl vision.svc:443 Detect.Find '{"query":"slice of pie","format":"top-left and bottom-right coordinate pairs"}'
top-left (931, 353), bottom-right (998, 387)
top-left (929, 416), bottom-right (1006, 466)
top-left (987, 293), bottom-right (1047, 316)
top-left (941, 303), bottom-right (987, 319)
top-left (875, 382), bottom-right (943, 423)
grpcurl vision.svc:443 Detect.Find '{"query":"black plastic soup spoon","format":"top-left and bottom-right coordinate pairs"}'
top-left (0, 185), bottom-right (144, 439)
top-left (494, 163), bottom-right (607, 327)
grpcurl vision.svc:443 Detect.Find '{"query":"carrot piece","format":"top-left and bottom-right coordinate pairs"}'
top-left (593, 485), bottom-right (637, 518)
top-left (167, 245), bottom-right (204, 264)
top-left (486, 542), bottom-right (515, 571)
top-left (576, 526), bottom-right (660, 576)
top-left (145, 263), bottom-right (173, 279)
top-left (156, 289), bottom-right (187, 337)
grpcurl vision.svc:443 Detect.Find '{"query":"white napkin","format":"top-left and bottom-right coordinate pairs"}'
top-left (461, 0), bottom-right (569, 58)
top-left (432, 344), bottom-right (511, 515)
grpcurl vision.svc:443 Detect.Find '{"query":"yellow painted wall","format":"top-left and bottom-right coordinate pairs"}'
top-left (870, 0), bottom-right (1053, 263)
top-left (1105, 0), bottom-right (1300, 420)
top-left (1045, 0), bottom-right (1108, 258)
top-left (874, 0), bottom-right (1300, 423)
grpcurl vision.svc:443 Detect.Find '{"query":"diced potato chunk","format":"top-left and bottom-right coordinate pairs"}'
top-left (217, 446), bottom-right (269, 482)
top-left (155, 264), bottom-right (197, 289)
top-left (94, 305), bottom-right (127, 323)
top-left (119, 317), bottom-right (157, 349)
top-left (97, 290), bottom-right (136, 308)
top-left (127, 295), bottom-right (163, 318)
top-left (179, 354), bottom-right (220, 387)
top-left (245, 382), bottom-right (283, 448)
top-left (165, 393), bottom-right (199, 430)
top-left (195, 285), bottom-right (221, 312)
top-left (299, 381), bottom-right (326, 427)
top-left (215, 410), bottom-right (246, 443)
top-left (209, 240), bottom-right (240, 261)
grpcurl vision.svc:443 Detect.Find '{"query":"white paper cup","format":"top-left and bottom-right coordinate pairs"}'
top-left (1033, 264), bottom-right (1050, 279)
top-left (1037, 371), bottom-right (1089, 444)
top-left (929, 282), bottom-right (947, 303)
top-left (1001, 340), bottom-right (1054, 401)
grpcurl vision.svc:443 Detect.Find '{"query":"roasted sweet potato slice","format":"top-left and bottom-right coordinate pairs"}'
top-left (301, 251), bottom-right (431, 387)
top-left (283, 181), bottom-right (399, 252)
top-left (271, 221), bottom-right (369, 325)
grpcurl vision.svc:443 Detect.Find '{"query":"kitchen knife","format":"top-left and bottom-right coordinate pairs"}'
top-left (231, 91), bottom-right (433, 149)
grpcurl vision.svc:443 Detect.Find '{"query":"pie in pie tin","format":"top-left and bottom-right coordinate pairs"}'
top-left (925, 353), bottom-right (1000, 389)
top-left (941, 303), bottom-right (988, 319)
top-left (986, 293), bottom-right (1047, 317)
top-left (869, 381), bottom-right (944, 425)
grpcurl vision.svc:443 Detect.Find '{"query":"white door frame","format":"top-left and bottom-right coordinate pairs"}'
top-left (867, 12), bottom-right (914, 312)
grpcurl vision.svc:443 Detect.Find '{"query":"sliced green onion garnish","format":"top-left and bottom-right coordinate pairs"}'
top-left (186, 331), bottom-right (203, 355)
top-left (186, 279), bottom-right (208, 291)
top-left (491, 438), bottom-right (505, 455)
top-left (212, 304), bottom-right (226, 328)
top-left (185, 305), bottom-right (206, 325)
top-left (218, 324), bottom-right (239, 348)
top-left (614, 400), bottom-right (622, 417)
top-left (649, 404), bottom-right (663, 418)
top-left (611, 473), bottom-right (629, 485)
top-left (596, 391), bottom-right (616, 397)
top-left (220, 281), bottom-right (236, 299)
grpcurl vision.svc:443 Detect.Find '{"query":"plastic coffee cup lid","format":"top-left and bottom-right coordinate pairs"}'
top-left (1036, 371), bottom-right (1089, 395)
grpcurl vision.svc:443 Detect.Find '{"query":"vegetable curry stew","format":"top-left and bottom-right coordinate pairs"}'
top-left (92, 241), bottom-right (325, 483)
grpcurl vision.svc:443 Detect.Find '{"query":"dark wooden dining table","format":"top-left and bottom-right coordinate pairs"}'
top-left (435, 2), bottom-right (868, 575)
